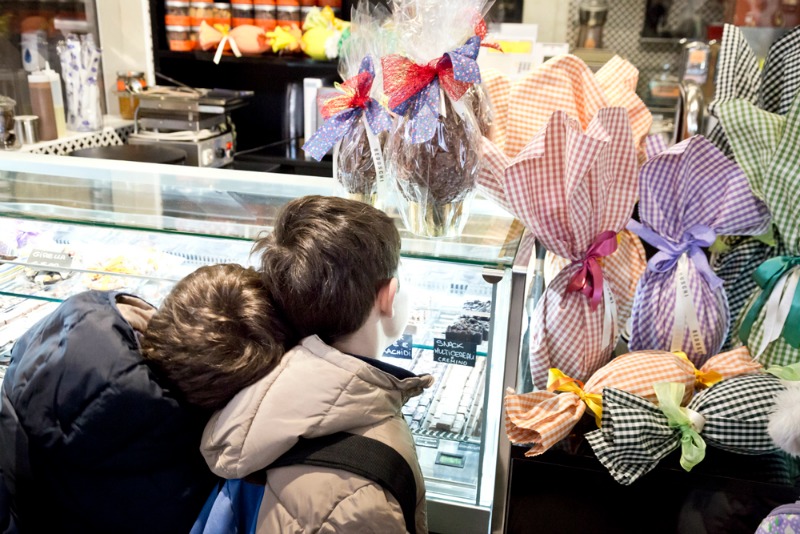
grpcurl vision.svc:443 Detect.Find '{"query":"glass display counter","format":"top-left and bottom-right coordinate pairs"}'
top-left (0, 152), bottom-right (532, 534)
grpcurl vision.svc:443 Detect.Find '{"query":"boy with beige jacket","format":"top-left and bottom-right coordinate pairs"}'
top-left (146, 196), bottom-right (433, 534)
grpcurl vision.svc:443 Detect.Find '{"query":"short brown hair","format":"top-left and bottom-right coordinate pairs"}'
top-left (141, 264), bottom-right (291, 411)
top-left (254, 195), bottom-right (401, 344)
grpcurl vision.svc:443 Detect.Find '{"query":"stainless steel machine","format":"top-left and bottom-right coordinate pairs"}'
top-left (128, 86), bottom-right (252, 168)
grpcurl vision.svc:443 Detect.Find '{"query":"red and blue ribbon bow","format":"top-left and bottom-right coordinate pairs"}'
top-left (381, 36), bottom-right (482, 144)
top-left (566, 230), bottom-right (618, 311)
top-left (303, 56), bottom-right (392, 161)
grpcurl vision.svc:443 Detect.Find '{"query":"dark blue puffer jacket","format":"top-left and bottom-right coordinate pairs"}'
top-left (0, 291), bottom-right (216, 534)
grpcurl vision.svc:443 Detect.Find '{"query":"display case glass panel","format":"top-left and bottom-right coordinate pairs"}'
top-left (0, 153), bottom-right (527, 528)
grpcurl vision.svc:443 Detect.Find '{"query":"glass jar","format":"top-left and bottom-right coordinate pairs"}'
top-left (210, 2), bottom-right (232, 26)
top-left (253, 4), bottom-right (277, 31)
top-left (190, 0), bottom-right (214, 26)
top-left (165, 0), bottom-right (192, 26)
top-left (232, 0), bottom-right (254, 26)
top-left (166, 25), bottom-right (196, 52)
top-left (276, 5), bottom-right (300, 29)
top-left (115, 71), bottom-right (147, 120)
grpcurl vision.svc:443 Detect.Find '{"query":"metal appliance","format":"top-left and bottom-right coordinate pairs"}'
top-left (128, 86), bottom-right (252, 168)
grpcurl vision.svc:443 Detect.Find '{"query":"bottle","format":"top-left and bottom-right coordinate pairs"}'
top-left (576, 0), bottom-right (609, 49)
top-left (43, 63), bottom-right (67, 138)
top-left (27, 72), bottom-right (58, 141)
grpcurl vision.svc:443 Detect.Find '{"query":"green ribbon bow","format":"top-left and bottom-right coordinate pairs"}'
top-left (739, 256), bottom-right (800, 348)
top-left (766, 361), bottom-right (800, 380)
top-left (654, 382), bottom-right (707, 472)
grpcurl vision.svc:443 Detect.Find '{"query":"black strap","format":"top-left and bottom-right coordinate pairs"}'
top-left (265, 432), bottom-right (418, 534)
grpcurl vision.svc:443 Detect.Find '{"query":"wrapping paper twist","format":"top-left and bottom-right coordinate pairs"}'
top-left (720, 94), bottom-right (800, 367)
top-left (586, 373), bottom-right (786, 485)
top-left (505, 347), bottom-right (762, 457)
top-left (628, 135), bottom-right (771, 366)
top-left (303, 56), bottom-right (392, 161)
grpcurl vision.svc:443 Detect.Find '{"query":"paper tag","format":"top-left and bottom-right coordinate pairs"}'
top-left (439, 87), bottom-right (447, 118)
top-left (361, 115), bottom-right (386, 193)
top-left (383, 334), bottom-right (413, 359)
top-left (756, 268), bottom-right (800, 359)
top-left (433, 338), bottom-right (477, 367)
top-left (451, 98), bottom-right (468, 121)
top-left (28, 249), bottom-right (73, 270)
top-left (671, 255), bottom-right (707, 356)
top-left (458, 441), bottom-right (481, 453)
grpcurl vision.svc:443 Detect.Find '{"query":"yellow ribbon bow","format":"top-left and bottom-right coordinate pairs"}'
top-left (675, 351), bottom-right (723, 389)
top-left (547, 368), bottom-right (604, 426)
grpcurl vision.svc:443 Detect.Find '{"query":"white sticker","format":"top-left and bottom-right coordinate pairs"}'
top-left (361, 115), bottom-right (386, 193)
top-left (671, 255), bottom-right (707, 356)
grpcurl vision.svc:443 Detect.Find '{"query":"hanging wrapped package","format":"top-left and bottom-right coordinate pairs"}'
top-left (381, 0), bottom-right (494, 237)
top-left (505, 347), bottom-right (761, 457)
top-left (480, 54), bottom-right (650, 346)
top-left (586, 374), bottom-right (786, 485)
top-left (721, 95), bottom-right (800, 367)
top-left (703, 24), bottom-right (784, 350)
top-left (759, 26), bottom-right (800, 117)
top-left (484, 108), bottom-right (638, 388)
top-left (302, 5), bottom-right (393, 205)
top-left (627, 135), bottom-right (771, 366)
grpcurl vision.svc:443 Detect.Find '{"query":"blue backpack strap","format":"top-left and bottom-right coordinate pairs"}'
top-left (268, 432), bottom-right (418, 534)
top-left (190, 479), bottom-right (264, 534)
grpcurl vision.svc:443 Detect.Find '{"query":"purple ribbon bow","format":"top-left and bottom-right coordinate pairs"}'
top-left (302, 56), bottom-right (392, 161)
top-left (628, 220), bottom-right (724, 290)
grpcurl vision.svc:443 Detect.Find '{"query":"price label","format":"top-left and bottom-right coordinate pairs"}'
top-left (414, 435), bottom-right (440, 449)
top-left (433, 338), bottom-right (477, 367)
top-left (383, 334), bottom-right (413, 359)
top-left (28, 249), bottom-right (73, 270)
top-left (458, 441), bottom-right (481, 453)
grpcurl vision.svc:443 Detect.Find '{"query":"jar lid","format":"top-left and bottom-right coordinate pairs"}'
top-left (253, 5), bottom-right (275, 10)
top-left (165, 0), bottom-right (191, 5)
top-left (191, 0), bottom-right (214, 4)
top-left (213, 3), bottom-right (232, 7)
top-left (166, 25), bottom-right (192, 31)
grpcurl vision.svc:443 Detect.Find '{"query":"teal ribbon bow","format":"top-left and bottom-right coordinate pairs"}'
top-left (739, 256), bottom-right (800, 348)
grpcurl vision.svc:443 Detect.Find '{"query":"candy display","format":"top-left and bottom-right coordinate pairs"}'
top-left (504, 347), bottom-right (762, 457)
top-left (627, 136), bottom-right (771, 367)
top-left (720, 94), bottom-right (800, 368)
top-left (586, 374), bottom-right (786, 485)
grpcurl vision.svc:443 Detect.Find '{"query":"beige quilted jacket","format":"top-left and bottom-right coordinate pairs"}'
top-left (201, 336), bottom-right (433, 534)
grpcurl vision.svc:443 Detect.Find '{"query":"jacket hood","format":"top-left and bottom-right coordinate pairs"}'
top-left (201, 335), bottom-right (433, 479)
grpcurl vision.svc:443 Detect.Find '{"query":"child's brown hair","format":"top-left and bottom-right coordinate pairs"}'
top-left (141, 264), bottom-right (291, 411)
top-left (253, 195), bottom-right (401, 345)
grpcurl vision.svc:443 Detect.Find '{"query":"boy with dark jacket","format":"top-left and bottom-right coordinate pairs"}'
top-left (0, 264), bottom-right (287, 533)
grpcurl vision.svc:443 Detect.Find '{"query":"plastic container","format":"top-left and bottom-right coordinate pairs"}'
top-left (42, 64), bottom-right (66, 138)
top-left (165, 0), bottom-right (192, 26)
top-left (27, 72), bottom-right (57, 141)
top-left (253, 4), bottom-right (277, 31)
top-left (167, 24), bottom-right (195, 51)
top-left (276, 5), bottom-right (300, 29)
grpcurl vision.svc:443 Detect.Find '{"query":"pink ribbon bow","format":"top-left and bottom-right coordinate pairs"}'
top-left (566, 230), bottom-right (618, 310)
